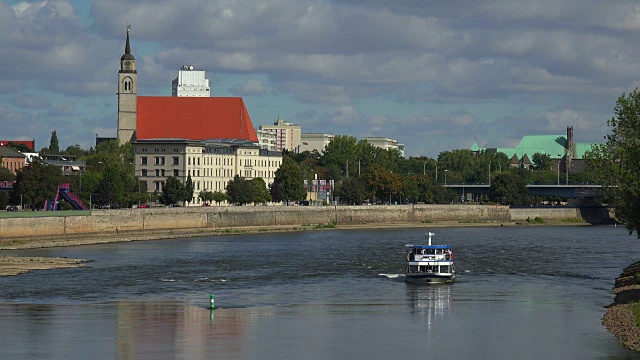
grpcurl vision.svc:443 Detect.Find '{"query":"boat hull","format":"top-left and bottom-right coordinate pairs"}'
top-left (405, 273), bottom-right (455, 284)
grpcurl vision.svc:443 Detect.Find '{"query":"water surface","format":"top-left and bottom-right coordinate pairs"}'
top-left (0, 225), bottom-right (638, 359)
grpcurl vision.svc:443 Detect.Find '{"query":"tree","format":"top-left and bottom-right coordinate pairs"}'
top-left (11, 159), bottom-right (63, 209)
top-left (226, 175), bottom-right (254, 205)
top-left (159, 177), bottom-right (185, 205)
top-left (250, 178), bottom-right (272, 205)
top-left (212, 191), bottom-right (228, 205)
top-left (199, 190), bottom-right (214, 205)
top-left (337, 176), bottom-right (367, 205)
top-left (48, 131), bottom-right (60, 153)
top-left (490, 172), bottom-right (529, 205)
top-left (0, 167), bottom-right (16, 181)
top-left (532, 153), bottom-right (552, 171)
top-left (183, 175), bottom-right (194, 204)
top-left (270, 156), bottom-right (306, 204)
top-left (585, 89), bottom-right (640, 237)
top-left (8, 142), bottom-right (31, 153)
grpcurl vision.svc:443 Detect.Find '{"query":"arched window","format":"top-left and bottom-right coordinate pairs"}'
top-left (122, 77), bottom-right (133, 93)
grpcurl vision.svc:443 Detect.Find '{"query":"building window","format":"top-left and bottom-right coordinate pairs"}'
top-left (141, 157), bottom-right (147, 165)
top-left (173, 157), bottom-right (179, 165)
top-left (161, 169), bottom-right (165, 177)
top-left (156, 169), bottom-right (160, 177)
top-left (142, 169), bottom-right (148, 176)
top-left (155, 157), bottom-right (165, 165)
top-left (173, 169), bottom-right (179, 176)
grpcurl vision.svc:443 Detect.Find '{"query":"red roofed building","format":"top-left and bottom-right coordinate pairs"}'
top-left (0, 140), bottom-right (35, 151)
top-left (136, 97), bottom-right (258, 143)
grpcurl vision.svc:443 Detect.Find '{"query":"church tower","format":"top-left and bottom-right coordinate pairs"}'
top-left (117, 26), bottom-right (137, 144)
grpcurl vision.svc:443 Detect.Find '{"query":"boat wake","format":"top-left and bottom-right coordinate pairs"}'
top-left (379, 273), bottom-right (404, 279)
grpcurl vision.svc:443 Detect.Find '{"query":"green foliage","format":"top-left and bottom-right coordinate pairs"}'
top-left (226, 175), bottom-right (254, 206)
top-left (212, 191), bottom-right (228, 205)
top-left (159, 177), bottom-right (184, 205)
top-left (526, 216), bottom-right (544, 224)
top-left (199, 190), bottom-right (215, 205)
top-left (0, 167), bottom-right (16, 181)
top-left (0, 190), bottom-right (10, 209)
top-left (250, 178), bottom-right (272, 205)
top-left (63, 144), bottom-right (89, 157)
top-left (8, 142), bottom-right (31, 153)
top-left (490, 171), bottom-right (529, 205)
top-left (48, 130), bottom-right (60, 153)
top-left (11, 159), bottom-right (63, 209)
top-left (585, 89), bottom-right (640, 237)
top-left (337, 176), bottom-right (367, 205)
top-left (270, 156), bottom-right (306, 203)
top-left (532, 153), bottom-right (553, 171)
top-left (184, 175), bottom-right (194, 204)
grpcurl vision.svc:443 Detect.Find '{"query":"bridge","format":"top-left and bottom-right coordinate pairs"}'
top-left (444, 184), bottom-right (603, 199)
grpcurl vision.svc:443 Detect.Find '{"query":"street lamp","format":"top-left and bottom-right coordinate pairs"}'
top-left (423, 161), bottom-right (426, 176)
top-left (488, 161), bottom-right (491, 185)
top-left (557, 161), bottom-right (560, 186)
top-left (444, 170), bottom-right (448, 185)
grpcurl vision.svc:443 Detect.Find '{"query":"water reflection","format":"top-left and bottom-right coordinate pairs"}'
top-left (405, 284), bottom-right (452, 329)
top-left (0, 302), bottom-right (249, 360)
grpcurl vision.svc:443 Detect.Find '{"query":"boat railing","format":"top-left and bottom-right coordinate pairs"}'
top-left (414, 254), bottom-right (452, 261)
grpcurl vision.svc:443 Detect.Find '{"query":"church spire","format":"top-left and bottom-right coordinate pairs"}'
top-left (125, 25), bottom-right (132, 56)
top-left (120, 25), bottom-right (135, 62)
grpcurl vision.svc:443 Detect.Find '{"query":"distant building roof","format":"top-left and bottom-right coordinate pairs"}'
top-left (0, 147), bottom-right (25, 158)
top-left (136, 97), bottom-right (258, 143)
top-left (471, 134), bottom-right (596, 160)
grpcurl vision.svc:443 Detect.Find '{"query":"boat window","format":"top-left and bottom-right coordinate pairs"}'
top-left (440, 265), bottom-right (449, 273)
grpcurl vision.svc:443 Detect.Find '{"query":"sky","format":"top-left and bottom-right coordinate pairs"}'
top-left (2, 0), bottom-right (640, 158)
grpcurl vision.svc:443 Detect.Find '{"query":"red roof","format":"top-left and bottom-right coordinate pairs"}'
top-left (136, 97), bottom-right (258, 142)
top-left (0, 140), bottom-right (35, 150)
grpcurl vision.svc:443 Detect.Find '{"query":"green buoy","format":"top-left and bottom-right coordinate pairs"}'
top-left (210, 294), bottom-right (215, 309)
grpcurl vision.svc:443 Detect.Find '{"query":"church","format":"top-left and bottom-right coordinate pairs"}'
top-left (116, 28), bottom-right (281, 205)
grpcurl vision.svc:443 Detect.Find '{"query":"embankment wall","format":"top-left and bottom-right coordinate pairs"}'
top-left (0, 205), bottom-right (610, 239)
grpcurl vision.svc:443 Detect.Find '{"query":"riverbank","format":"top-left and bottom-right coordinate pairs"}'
top-left (603, 261), bottom-right (640, 352)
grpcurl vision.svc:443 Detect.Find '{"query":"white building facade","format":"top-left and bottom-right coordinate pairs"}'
top-left (133, 139), bottom-right (282, 206)
top-left (300, 133), bottom-right (335, 153)
top-left (258, 118), bottom-right (301, 152)
top-left (171, 65), bottom-right (211, 97)
top-left (361, 137), bottom-right (405, 157)
top-left (255, 129), bottom-right (277, 151)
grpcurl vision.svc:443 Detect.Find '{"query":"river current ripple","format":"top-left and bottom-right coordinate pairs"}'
top-left (0, 225), bottom-right (639, 359)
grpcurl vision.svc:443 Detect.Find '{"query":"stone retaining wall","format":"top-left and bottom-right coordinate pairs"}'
top-left (0, 204), bottom-right (610, 239)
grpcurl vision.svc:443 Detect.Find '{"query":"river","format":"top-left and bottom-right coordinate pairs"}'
top-left (0, 225), bottom-right (638, 359)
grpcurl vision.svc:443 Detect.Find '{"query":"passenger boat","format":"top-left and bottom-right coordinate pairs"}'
top-left (405, 232), bottom-right (455, 284)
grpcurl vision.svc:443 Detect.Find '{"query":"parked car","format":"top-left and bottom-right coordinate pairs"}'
top-left (6, 205), bottom-right (19, 212)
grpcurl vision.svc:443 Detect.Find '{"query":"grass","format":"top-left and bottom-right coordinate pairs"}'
top-left (526, 216), bottom-right (545, 224)
top-left (313, 223), bottom-right (337, 229)
top-left (559, 218), bottom-right (586, 223)
top-left (632, 302), bottom-right (640, 328)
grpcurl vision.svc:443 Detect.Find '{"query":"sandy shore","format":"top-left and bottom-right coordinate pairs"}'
top-left (603, 261), bottom-right (640, 352)
top-left (0, 256), bottom-right (88, 276)
top-left (0, 220), bottom-right (579, 277)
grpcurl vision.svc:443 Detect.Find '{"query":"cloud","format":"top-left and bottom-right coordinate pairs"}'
top-left (230, 79), bottom-right (265, 96)
top-left (13, 95), bottom-right (51, 109)
top-left (4, 0), bottom-right (639, 156)
top-left (48, 102), bottom-right (76, 116)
